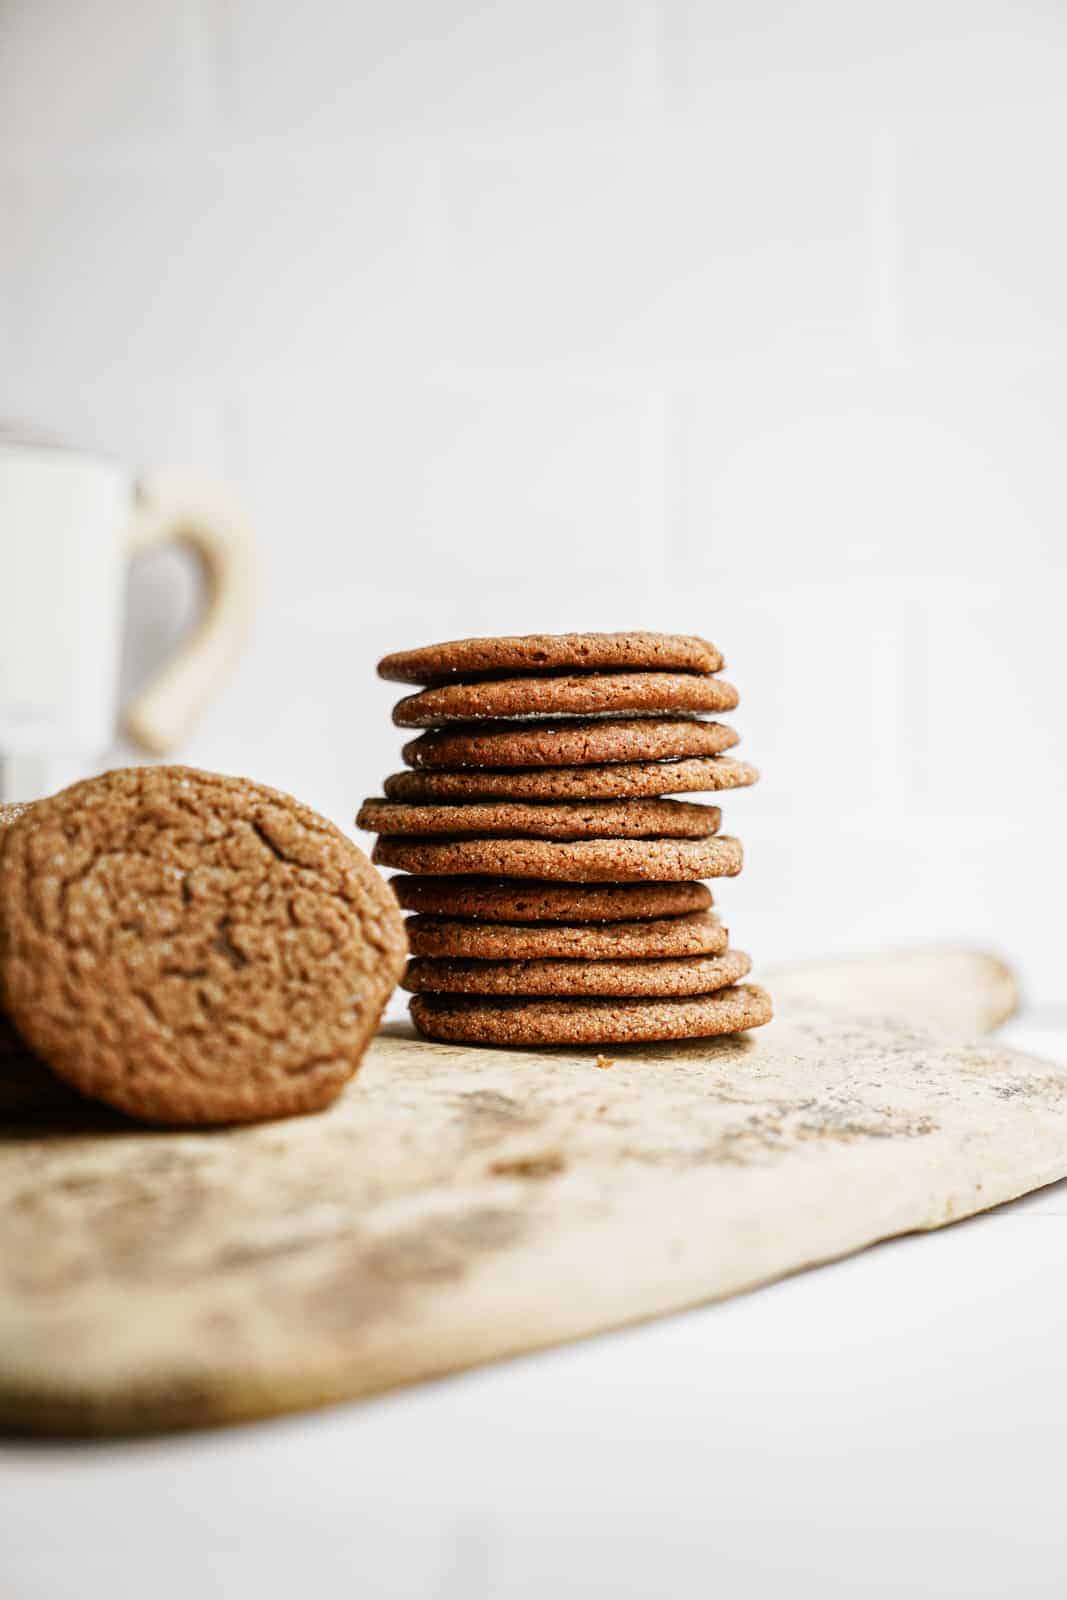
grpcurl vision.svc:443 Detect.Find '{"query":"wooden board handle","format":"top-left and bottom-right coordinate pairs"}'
top-left (767, 946), bottom-right (1018, 1038)
top-left (121, 469), bottom-right (254, 756)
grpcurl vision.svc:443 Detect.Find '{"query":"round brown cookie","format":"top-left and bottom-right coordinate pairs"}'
top-left (0, 766), bottom-right (407, 1127)
top-left (410, 983), bottom-right (773, 1046)
top-left (0, 805), bottom-right (69, 1114)
top-left (374, 834), bottom-right (742, 883)
top-left (384, 755), bottom-right (758, 803)
top-left (405, 910), bottom-right (727, 960)
top-left (378, 631), bottom-right (724, 684)
top-left (391, 876), bottom-right (713, 922)
top-left (358, 796), bottom-right (721, 840)
top-left (393, 672), bottom-right (740, 728)
top-left (404, 948), bottom-right (752, 997)
top-left (403, 717), bottom-right (739, 770)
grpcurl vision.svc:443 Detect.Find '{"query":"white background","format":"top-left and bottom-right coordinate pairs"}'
top-left (2, 9), bottom-right (1067, 1591)
top-left (2, 0), bottom-right (1066, 1004)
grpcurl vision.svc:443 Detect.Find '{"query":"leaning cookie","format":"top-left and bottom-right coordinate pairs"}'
top-left (409, 984), bottom-right (774, 1045)
top-left (0, 801), bottom-right (76, 1116)
top-left (0, 767), bottom-right (407, 1127)
top-left (393, 672), bottom-right (740, 728)
top-left (403, 949), bottom-right (752, 997)
top-left (374, 834), bottom-right (743, 883)
top-left (358, 797), bottom-right (722, 840)
top-left (383, 755), bottom-right (758, 803)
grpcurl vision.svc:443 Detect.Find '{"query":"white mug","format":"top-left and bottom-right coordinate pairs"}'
top-left (0, 433), bottom-right (253, 802)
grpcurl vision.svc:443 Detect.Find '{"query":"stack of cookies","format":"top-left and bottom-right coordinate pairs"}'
top-left (358, 632), bottom-right (772, 1048)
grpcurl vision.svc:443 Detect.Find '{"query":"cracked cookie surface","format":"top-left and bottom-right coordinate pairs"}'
top-left (0, 767), bottom-right (406, 1126)
top-left (0, 800), bottom-right (74, 1114)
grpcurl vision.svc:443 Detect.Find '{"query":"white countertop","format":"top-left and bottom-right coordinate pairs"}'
top-left (2, 1016), bottom-right (1066, 1600)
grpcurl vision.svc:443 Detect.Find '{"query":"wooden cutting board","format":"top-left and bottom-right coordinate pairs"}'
top-left (2, 946), bottom-right (1063, 1438)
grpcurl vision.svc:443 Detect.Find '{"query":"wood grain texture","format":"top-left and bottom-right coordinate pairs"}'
top-left (1, 947), bottom-right (1058, 1439)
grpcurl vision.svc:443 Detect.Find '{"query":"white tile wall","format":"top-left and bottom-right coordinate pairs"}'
top-left (1, 0), bottom-right (1065, 1003)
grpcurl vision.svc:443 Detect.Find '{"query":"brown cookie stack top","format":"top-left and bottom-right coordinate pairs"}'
top-left (359, 632), bottom-right (771, 1047)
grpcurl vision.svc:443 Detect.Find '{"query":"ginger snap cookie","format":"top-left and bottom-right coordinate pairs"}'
top-left (0, 767), bottom-right (406, 1126)
top-left (373, 834), bottom-right (743, 883)
top-left (393, 672), bottom-right (740, 728)
top-left (404, 948), bottom-right (752, 998)
top-left (378, 631), bottom-right (724, 684)
top-left (409, 983), bottom-right (774, 1046)
top-left (405, 910), bottom-right (727, 960)
top-left (383, 755), bottom-right (758, 803)
top-left (370, 629), bottom-right (766, 1044)
top-left (402, 717), bottom-right (739, 770)
top-left (0, 801), bottom-right (74, 1115)
top-left (358, 796), bottom-right (722, 841)
top-left (391, 876), bottom-right (714, 923)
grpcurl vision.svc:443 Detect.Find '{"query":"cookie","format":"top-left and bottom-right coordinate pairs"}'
top-left (374, 834), bottom-right (742, 882)
top-left (402, 717), bottom-right (739, 770)
top-left (404, 948), bottom-right (752, 997)
top-left (383, 755), bottom-right (758, 803)
top-left (0, 766), bottom-right (406, 1126)
top-left (391, 876), bottom-right (713, 922)
top-left (393, 672), bottom-right (740, 728)
top-left (357, 796), bottom-right (722, 840)
top-left (378, 631), bottom-right (724, 684)
top-left (405, 910), bottom-right (728, 960)
top-left (0, 802), bottom-right (70, 1114)
top-left (409, 983), bottom-right (774, 1045)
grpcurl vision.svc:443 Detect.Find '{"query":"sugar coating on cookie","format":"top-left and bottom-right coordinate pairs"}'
top-left (405, 910), bottom-right (727, 960)
top-left (401, 717), bottom-right (739, 770)
top-left (403, 948), bottom-right (752, 997)
top-left (0, 767), bottom-right (407, 1126)
top-left (357, 796), bottom-right (722, 841)
top-left (378, 631), bottom-right (724, 684)
top-left (409, 983), bottom-right (773, 1045)
top-left (390, 876), bottom-right (714, 923)
top-left (383, 755), bottom-right (758, 803)
top-left (374, 833), bottom-right (743, 883)
top-left (393, 672), bottom-right (740, 729)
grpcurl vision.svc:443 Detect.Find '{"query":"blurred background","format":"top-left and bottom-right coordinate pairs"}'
top-left (1, 0), bottom-right (1064, 1005)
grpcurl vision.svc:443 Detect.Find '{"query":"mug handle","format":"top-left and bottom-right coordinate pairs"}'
top-left (121, 468), bottom-right (254, 756)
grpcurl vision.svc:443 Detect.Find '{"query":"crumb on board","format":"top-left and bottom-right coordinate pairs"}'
top-left (595, 1054), bottom-right (615, 1069)
top-left (489, 1152), bottom-right (566, 1180)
